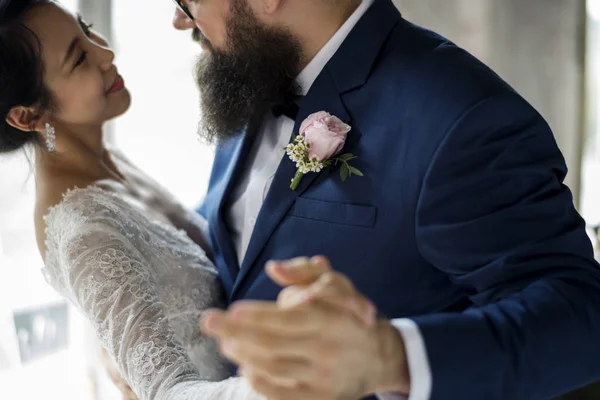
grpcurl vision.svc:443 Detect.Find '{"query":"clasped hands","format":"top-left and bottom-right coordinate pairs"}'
top-left (200, 256), bottom-right (410, 400)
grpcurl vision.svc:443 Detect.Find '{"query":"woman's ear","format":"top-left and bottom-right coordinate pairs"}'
top-left (5, 106), bottom-right (45, 133)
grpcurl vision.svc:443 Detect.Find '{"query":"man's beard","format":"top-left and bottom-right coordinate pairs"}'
top-left (194, 1), bottom-right (303, 143)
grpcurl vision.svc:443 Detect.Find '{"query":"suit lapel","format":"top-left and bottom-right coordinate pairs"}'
top-left (232, 71), bottom-right (352, 298)
top-left (230, 0), bottom-right (402, 299)
top-left (211, 125), bottom-right (255, 287)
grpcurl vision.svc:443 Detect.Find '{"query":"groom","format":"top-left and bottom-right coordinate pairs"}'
top-left (173, 0), bottom-right (600, 399)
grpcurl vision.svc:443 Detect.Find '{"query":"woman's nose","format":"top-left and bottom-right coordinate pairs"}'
top-left (173, 8), bottom-right (195, 30)
top-left (99, 47), bottom-right (115, 71)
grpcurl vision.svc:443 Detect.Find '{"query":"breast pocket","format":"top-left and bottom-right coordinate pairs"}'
top-left (289, 197), bottom-right (377, 228)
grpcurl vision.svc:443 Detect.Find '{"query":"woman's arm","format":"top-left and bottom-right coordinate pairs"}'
top-left (44, 220), bottom-right (257, 400)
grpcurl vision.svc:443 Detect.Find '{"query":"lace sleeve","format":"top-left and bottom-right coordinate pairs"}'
top-left (43, 198), bottom-right (261, 400)
top-left (179, 209), bottom-right (213, 260)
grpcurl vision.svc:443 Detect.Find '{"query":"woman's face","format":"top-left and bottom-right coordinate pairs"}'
top-left (26, 3), bottom-right (131, 129)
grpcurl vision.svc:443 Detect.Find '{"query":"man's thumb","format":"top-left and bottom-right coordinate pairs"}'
top-left (266, 256), bottom-right (332, 286)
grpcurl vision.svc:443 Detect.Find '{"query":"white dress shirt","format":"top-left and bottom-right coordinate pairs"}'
top-left (226, 1), bottom-right (432, 399)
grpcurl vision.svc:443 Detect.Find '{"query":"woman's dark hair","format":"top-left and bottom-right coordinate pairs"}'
top-left (0, 0), bottom-right (55, 154)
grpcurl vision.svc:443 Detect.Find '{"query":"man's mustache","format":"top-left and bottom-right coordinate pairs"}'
top-left (192, 28), bottom-right (216, 51)
top-left (192, 28), bottom-right (206, 44)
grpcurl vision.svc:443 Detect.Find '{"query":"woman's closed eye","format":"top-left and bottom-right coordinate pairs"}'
top-left (73, 50), bottom-right (88, 69)
top-left (72, 15), bottom-right (94, 70)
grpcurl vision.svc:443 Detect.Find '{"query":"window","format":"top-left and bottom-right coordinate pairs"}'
top-left (112, 1), bottom-right (214, 208)
top-left (582, 0), bottom-right (600, 252)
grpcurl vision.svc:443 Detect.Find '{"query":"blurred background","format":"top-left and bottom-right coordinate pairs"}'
top-left (0, 0), bottom-right (597, 398)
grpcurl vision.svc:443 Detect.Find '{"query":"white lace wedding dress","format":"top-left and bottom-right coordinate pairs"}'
top-left (42, 186), bottom-right (261, 400)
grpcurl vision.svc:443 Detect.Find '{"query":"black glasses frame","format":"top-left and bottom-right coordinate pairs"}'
top-left (172, 0), bottom-right (194, 20)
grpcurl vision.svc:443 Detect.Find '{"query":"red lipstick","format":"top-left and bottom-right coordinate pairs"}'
top-left (107, 75), bottom-right (125, 94)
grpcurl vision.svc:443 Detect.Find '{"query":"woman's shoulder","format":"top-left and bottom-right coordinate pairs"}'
top-left (40, 180), bottom-right (133, 251)
top-left (36, 176), bottom-right (98, 256)
top-left (44, 184), bottom-right (132, 230)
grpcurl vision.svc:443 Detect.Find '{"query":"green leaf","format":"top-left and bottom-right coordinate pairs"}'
top-left (340, 164), bottom-right (350, 182)
top-left (337, 153), bottom-right (355, 162)
top-left (348, 166), bottom-right (364, 177)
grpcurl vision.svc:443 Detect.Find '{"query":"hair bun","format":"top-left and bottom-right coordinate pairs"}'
top-left (0, 120), bottom-right (36, 153)
top-left (0, 0), bottom-right (53, 155)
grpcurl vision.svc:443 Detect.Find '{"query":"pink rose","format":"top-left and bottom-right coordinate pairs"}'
top-left (300, 111), bottom-right (351, 161)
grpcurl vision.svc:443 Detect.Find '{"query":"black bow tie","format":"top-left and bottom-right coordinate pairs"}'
top-left (272, 98), bottom-right (301, 120)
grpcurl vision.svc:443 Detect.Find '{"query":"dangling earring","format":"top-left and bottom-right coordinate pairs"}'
top-left (45, 122), bottom-right (55, 152)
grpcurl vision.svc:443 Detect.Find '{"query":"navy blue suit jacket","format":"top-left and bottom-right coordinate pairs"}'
top-left (199, 0), bottom-right (600, 398)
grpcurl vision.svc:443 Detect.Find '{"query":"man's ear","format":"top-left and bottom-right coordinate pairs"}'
top-left (5, 106), bottom-right (45, 133)
top-left (265, 0), bottom-right (283, 13)
top-left (251, 0), bottom-right (284, 15)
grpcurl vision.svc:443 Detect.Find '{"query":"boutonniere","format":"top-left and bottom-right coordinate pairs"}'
top-left (285, 111), bottom-right (363, 190)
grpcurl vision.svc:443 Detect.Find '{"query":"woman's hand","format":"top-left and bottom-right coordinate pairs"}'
top-left (101, 347), bottom-right (139, 400)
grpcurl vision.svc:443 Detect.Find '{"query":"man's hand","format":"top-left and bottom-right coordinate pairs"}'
top-left (200, 256), bottom-right (411, 399)
top-left (269, 256), bottom-right (377, 326)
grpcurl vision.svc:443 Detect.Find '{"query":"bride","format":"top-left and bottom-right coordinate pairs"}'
top-left (0, 0), bottom-right (261, 398)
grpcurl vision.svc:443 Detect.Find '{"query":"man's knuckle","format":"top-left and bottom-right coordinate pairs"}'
top-left (260, 355), bottom-right (280, 371)
top-left (328, 308), bottom-right (347, 325)
top-left (323, 272), bottom-right (337, 284)
top-left (319, 342), bottom-right (339, 364)
top-left (256, 333), bottom-right (275, 348)
top-left (246, 372), bottom-right (263, 388)
top-left (277, 288), bottom-right (291, 301)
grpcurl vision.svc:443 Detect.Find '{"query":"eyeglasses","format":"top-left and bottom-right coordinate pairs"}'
top-left (172, 0), bottom-right (194, 20)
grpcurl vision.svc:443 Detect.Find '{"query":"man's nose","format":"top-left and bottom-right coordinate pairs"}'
top-left (173, 7), bottom-right (195, 30)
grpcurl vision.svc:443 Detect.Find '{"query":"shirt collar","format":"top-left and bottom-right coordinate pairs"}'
top-left (296, 0), bottom-right (374, 96)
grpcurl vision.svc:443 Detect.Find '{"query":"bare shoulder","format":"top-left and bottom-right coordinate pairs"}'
top-left (107, 148), bottom-right (164, 190)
